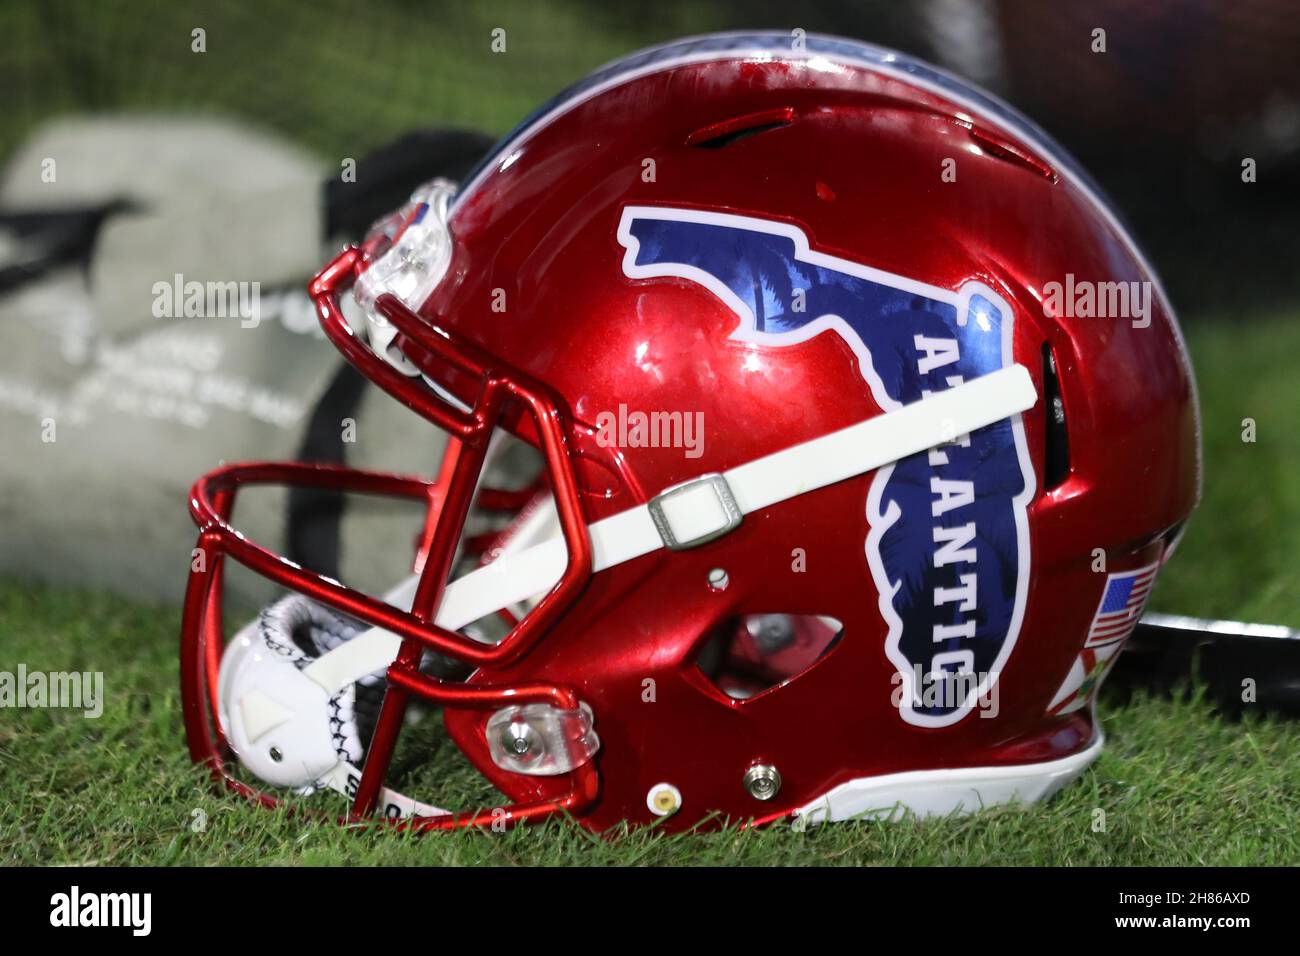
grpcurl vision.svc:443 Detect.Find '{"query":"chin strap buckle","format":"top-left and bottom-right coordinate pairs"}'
top-left (647, 472), bottom-right (743, 550)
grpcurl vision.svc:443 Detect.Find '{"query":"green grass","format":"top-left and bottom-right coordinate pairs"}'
top-left (3, 316), bottom-right (1300, 866)
top-left (1154, 315), bottom-right (1300, 625)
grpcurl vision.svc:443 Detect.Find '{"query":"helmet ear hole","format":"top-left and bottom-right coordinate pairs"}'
top-left (693, 613), bottom-right (844, 701)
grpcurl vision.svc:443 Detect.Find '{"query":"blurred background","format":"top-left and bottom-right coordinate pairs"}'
top-left (2, 0), bottom-right (1299, 620)
top-left (5, 0), bottom-right (1298, 310)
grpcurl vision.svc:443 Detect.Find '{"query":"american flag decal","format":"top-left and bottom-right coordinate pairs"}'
top-left (1086, 564), bottom-right (1159, 647)
top-left (1046, 562), bottom-right (1160, 716)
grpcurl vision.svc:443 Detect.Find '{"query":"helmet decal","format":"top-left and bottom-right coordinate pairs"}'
top-left (1047, 561), bottom-right (1160, 716)
top-left (618, 206), bottom-right (1035, 726)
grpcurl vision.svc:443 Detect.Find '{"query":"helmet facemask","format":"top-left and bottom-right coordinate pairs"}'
top-left (180, 185), bottom-right (603, 828)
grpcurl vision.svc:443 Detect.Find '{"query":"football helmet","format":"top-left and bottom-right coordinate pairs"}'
top-left (181, 33), bottom-right (1199, 830)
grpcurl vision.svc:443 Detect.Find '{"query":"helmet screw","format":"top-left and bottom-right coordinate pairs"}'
top-left (646, 782), bottom-right (682, 817)
top-left (268, 746), bottom-right (283, 763)
top-left (743, 764), bottom-right (782, 801)
top-left (499, 720), bottom-right (541, 760)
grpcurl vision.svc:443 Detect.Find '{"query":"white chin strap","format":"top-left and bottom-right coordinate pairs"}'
top-left (307, 364), bottom-right (1035, 693)
top-left (217, 365), bottom-right (1036, 815)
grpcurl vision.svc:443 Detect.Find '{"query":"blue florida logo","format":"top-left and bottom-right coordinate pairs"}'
top-left (617, 206), bottom-right (1035, 727)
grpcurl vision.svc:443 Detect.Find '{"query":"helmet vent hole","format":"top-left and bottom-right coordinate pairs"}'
top-left (966, 124), bottom-right (1057, 182)
top-left (687, 107), bottom-right (795, 149)
top-left (693, 613), bottom-right (844, 701)
top-left (1042, 342), bottom-right (1071, 489)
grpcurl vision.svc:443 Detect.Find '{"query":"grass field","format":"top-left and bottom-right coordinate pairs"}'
top-left (3, 315), bottom-right (1299, 866)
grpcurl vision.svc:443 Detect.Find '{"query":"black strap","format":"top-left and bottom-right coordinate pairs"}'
top-left (288, 127), bottom-right (495, 577)
top-left (286, 362), bottom-right (370, 579)
top-left (0, 200), bottom-right (137, 293)
top-left (323, 128), bottom-right (496, 239)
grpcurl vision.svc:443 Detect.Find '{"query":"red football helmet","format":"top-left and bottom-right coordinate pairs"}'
top-left (181, 33), bottom-right (1199, 831)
